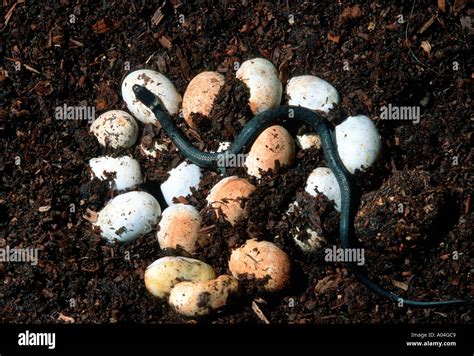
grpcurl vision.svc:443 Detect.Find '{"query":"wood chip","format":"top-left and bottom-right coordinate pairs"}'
top-left (151, 6), bottom-right (165, 27)
top-left (252, 300), bottom-right (270, 324)
top-left (38, 205), bottom-right (51, 212)
top-left (158, 35), bottom-right (172, 49)
top-left (420, 41), bottom-right (431, 56)
top-left (392, 280), bottom-right (409, 291)
top-left (58, 313), bottom-right (75, 323)
top-left (327, 32), bottom-right (340, 43)
top-left (437, 0), bottom-right (446, 13)
top-left (23, 64), bottom-right (41, 75)
top-left (418, 15), bottom-right (436, 34)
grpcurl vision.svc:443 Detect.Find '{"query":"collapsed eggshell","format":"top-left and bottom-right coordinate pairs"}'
top-left (182, 71), bottom-right (225, 129)
top-left (90, 110), bottom-right (138, 148)
top-left (229, 239), bottom-right (290, 292)
top-left (286, 75), bottom-right (340, 114)
top-left (335, 115), bottom-right (381, 174)
top-left (294, 228), bottom-right (326, 253)
top-left (244, 125), bottom-right (295, 178)
top-left (236, 58), bottom-right (282, 114)
top-left (144, 256), bottom-right (216, 299)
top-left (206, 176), bottom-right (256, 225)
top-left (296, 133), bottom-right (321, 150)
top-left (305, 167), bottom-right (341, 212)
top-left (94, 191), bottom-right (161, 243)
top-left (121, 69), bottom-right (182, 124)
top-left (169, 275), bottom-right (239, 317)
top-left (89, 156), bottom-right (142, 191)
top-left (160, 161), bottom-right (202, 206)
top-left (157, 204), bottom-right (201, 253)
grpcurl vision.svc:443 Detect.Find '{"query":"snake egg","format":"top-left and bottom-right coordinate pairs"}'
top-left (169, 275), bottom-right (239, 317)
top-left (305, 167), bottom-right (341, 212)
top-left (160, 161), bottom-right (202, 206)
top-left (236, 58), bottom-right (282, 114)
top-left (144, 256), bottom-right (216, 299)
top-left (244, 125), bottom-right (295, 178)
top-left (206, 176), bottom-right (256, 225)
top-left (182, 71), bottom-right (225, 129)
top-left (121, 69), bottom-right (182, 124)
top-left (229, 239), bottom-right (290, 292)
top-left (90, 110), bottom-right (138, 149)
top-left (94, 191), bottom-right (161, 243)
top-left (286, 75), bottom-right (340, 114)
top-left (89, 156), bottom-right (142, 191)
top-left (335, 115), bottom-right (381, 174)
top-left (157, 204), bottom-right (201, 253)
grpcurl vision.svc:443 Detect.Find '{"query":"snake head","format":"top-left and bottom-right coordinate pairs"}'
top-left (132, 84), bottom-right (162, 110)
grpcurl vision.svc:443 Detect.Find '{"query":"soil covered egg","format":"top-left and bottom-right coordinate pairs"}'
top-left (286, 75), bottom-right (340, 114)
top-left (121, 69), bottom-right (182, 124)
top-left (94, 191), bottom-right (161, 243)
top-left (229, 239), bottom-right (290, 292)
top-left (90, 110), bottom-right (138, 148)
top-left (89, 156), bottom-right (142, 191)
top-left (236, 58), bottom-right (282, 114)
top-left (206, 176), bottom-right (255, 225)
top-left (157, 204), bottom-right (201, 253)
top-left (160, 161), bottom-right (201, 206)
top-left (169, 275), bottom-right (239, 317)
top-left (335, 115), bottom-right (381, 174)
top-left (244, 125), bottom-right (295, 178)
top-left (305, 167), bottom-right (341, 212)
top-left (182, 71), bottom-right (225, 129)
top-left (144, 256), bottom-right (216, 299)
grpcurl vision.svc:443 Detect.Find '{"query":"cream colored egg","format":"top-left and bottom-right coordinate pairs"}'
top-left (121, 69), bottom-right (182, 124)
top-left (244, 125), bottom-right (295, 178)
top-left (169, 275), bottom-right (239, 317)
top-left (206, 176), bottom-right (255, 225)
top-left (157, 204), bottom-right (201, 253)
top-left (144, 256), bottom-right (216, 299)
top-left (228, 239), bottom-right (290, 292)
top-left (90, 110), bottom-right (138, 148)
top-left (236, 58), bottom-right (282, 114)
top-left (182, 71), bottom-right (225, 129)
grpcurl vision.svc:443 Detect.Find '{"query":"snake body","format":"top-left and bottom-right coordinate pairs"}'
top-left (133, 84), bottom-right (470, 307)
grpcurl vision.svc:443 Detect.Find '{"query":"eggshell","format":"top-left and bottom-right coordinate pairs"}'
top-left (144, 256), bottom-right (216, 299)
top-left (121, 69), bottom-right (182, 124)
top-left (90, 110), bottom-right (138, 148)
top-left (169, 275), bottom-right (239, 317)
top-left (236, 58), bottom-right (282, 114)
top-left (228, 239), bottom-right (290, 292)
top-left (89, 156), bottom-right (142, 191)
top-left (286, 75), bottom-right (340, 114)
top-left (296, 133), bottom-right (321, 150)
top-left (94, 191), bottom-right (161, 243)
top-left (294, 228), bottom-right (326, 253)
top-left (182, 71), bottom-right (225, 129)
top-left (206, 176), bottom-right (256, 225)
top-left (305, 167), bottom-right (341, 212)
top-left (335, 115), bottom-right (381, 174)
top-left (157, 204), bottom-right (201, 253)
top-left (244, 125), bottom-right (295, 178)
top-left (160, 161), bottom-right (202, 206)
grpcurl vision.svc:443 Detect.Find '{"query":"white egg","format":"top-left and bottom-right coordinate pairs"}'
top-left (94, 191), bottom-right (161, 243)
top-left (236, 58), bottom-right (282, 114)
top-left (305, 167), bottom-right (341, 212)
top-left (160, 161), bottom-right (201, 206)
top-left (89, 156), bottom-right (142, 191)
top-left (121, 69), bottom-right (182, 124)
top-left (286, 75), bottom-right (340, 114)
top-left (90, 110), bottom-right (138, 148)
top-left (335, 115), bottom-right (381, 174)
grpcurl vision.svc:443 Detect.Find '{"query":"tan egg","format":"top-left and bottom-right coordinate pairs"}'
top-left (144, 256), bottom-right (216, 299)
top-left (228, 239), bottom-right (290, 292)
top-left (157, 204), bottom-right (201, 253)
top-left (169, 275), bottom-right (239, 317)
top-left (182, 71), bottom-right (225, 129)
top-left (244, 125), bottom-right (295, 178)
top-left (206, 176), bottom-right (256, 225)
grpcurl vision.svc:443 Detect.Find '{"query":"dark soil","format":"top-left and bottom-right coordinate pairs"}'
top-left (0, 0), bottom-right (472, 324)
